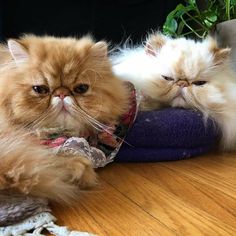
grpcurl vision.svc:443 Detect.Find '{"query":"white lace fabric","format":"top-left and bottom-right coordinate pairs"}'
top-left (55, 137), bottom-right (121, 168)
top-left (0, 212), bottom-right (96, 236)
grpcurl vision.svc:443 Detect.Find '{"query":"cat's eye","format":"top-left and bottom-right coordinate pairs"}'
top-left (162, 75), bottom-right (174, 81)
top-left (192, 81), bottom-right (207, 86)
top-left (32, 85), bottom-right (50, 94)
top-left (73, 84), bottom-right (89, 94)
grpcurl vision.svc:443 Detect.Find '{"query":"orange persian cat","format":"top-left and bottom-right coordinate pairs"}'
top-left (0, 35), bottom-right (128, 203)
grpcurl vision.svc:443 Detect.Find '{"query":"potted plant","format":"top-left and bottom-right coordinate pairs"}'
top-left (162, 0), bottom-right (236, 69)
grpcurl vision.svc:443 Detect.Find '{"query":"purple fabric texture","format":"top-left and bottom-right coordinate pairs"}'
top-left (116, 108), bottom-right (219, 162)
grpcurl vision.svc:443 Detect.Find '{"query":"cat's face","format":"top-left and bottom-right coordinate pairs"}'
top-left (144, 34), bottom-right (232, 112)
top-left (0, 36), bottom-right (128, 132)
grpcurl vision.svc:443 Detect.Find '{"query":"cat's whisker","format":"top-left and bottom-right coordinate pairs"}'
top-left (16, 103), bottom-right (54, 129)
top-left (69, 104), bottom-right (133, 146)
top-left (186, 90), bottom-right (226, 114)
top-left (70, 110), bottom-right (106, 133)
top-left (183, 92), bottom-right (204, 112)
top-left (70, 105), bottom-right (112, 129)
top-left (72, 106), bottom-right (111, 130)
top-left (0, 62), bottom-right (18, 71)
top-left (35, 107), bottom-right (60, 125)
top-left (28, 106), bottom-right (60, 129)
top-left (24, 107), bottom-right (54, 128)
top-left (85, 93), bottom-right (104, 119)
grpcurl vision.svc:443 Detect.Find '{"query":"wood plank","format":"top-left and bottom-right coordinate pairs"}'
top-left (51, 153), bottom-right (236, 236)
top-left (99, 164), bottom-right (236, 236)
top-left (126, 162), bottom-right (236, 228)
top-left (51, 179), bottom-right (175, 236)
top-left (181, 153), bottom-right (236, 179)
top-left (51, 198), bottom-right (108, 236)
top-left (160, 155), bottom-right (236, 199)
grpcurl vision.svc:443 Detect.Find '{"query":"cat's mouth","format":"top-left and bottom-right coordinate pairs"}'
top-left (171, 90), bottom-right (189, 108)
top-left (54, 102), bottom-right (70, 116)
top-left (173, 91), bottom-right (186, 101)
top-left (52, 96), bottom-right (74, 115)
top-left (60, 104), bottom-right (70, 113)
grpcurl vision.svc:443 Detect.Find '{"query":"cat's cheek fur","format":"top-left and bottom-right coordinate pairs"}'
top-left (143, 80), bottom-right (180, 107)
top-left (183, 84), bottom-right (236, 150)
top-left (193, 84), bottom-right (236, 150)
top-left (76, 80), bottom-right (129, 124)
top-left (10, 94), bottom-right (50, 125)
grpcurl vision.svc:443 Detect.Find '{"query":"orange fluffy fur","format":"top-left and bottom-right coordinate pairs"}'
top-left (0, 35), bottom-right (129, 203)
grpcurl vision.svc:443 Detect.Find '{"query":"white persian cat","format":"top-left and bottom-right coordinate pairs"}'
top-left (112, 33), bottom-right (236, 151)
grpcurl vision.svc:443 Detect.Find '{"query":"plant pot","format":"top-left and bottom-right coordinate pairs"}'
top-left (215, 19), bottom-right (236, 71)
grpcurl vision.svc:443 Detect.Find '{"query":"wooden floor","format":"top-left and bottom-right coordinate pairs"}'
top-left (51, 152), bottom-right (236, 236)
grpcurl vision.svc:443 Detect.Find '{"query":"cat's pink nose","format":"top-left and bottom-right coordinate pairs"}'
top-left (176, 80), bottom-right (189, 88)
top-left (58, 94), bottom-right (67, 100)
top-left (54, 87), bottom-right (71, 100)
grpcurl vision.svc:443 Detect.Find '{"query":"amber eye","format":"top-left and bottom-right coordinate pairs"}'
top-left (192, 81), bottom-right (207, 86)
top-left (73, 84), bottom-right (89, 94)
top-left (32, 85), bottom-right (50, 94)
top-left (162, 75), bottom-right (174, 81)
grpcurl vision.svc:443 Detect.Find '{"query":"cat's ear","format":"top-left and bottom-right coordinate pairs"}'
top-left (145, 33), bottom-right (168, 56)
top-left (207, 37), bottom-right (231, 65)
top-left (8, 39), bottom-right (29, 64)
top-left (213, 48), bottom-right (231, 65)
top-left (90, 41), bottom-right (108, 58)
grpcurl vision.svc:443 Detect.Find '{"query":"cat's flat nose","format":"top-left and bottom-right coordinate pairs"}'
top-left (54, 87), bottom-right (71, 100)
top-left (176, 80), bottom-right (189, 88)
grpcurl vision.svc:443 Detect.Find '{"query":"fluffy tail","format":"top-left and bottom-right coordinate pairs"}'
top-left (0, 130), bottom-right (96, 204)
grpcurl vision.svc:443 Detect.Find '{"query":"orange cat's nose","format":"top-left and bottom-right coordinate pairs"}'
top-left (176, 80), bottom-right (189, 88)
top-left (54, 87), bottom-right (71, 100)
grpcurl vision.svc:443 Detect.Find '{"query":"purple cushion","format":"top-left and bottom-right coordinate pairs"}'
top-left (116, 108), bottom-right (219, 162)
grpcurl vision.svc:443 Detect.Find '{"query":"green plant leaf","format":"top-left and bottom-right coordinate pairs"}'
top-left (174, 4), bottom-right (188, 17)
top-left (162, 0), bottom-right (236, 38)
top-left (204, 13), bottom-right (217, 27)
top-left (165, 4), bottom-right (187, 19)
top-left (163, 18), bottom-right (178, 35)
top-left (231, 0), bottom-right (236, 5)
top-left (186, 0), bottom-right (197, 7)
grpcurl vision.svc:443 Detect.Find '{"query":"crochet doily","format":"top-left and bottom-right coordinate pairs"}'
top-left (0, 212), bottom-right (95, 236)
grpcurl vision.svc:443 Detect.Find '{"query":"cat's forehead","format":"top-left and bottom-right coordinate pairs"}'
top-left (36, 59), bottom-right (80, 87)
top-left (20, 36), bottom-right (108, 87)
top-left (40, 55), bottom-right (80, 77)
top-left (28, 37), bottom-right (93, 71)
top-left (30, 43), bottom-right (91, 85)
top-left (159, 39), bottom-right (214, 79)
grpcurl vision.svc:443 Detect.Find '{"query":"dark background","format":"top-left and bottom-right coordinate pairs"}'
top-left (0, 0), bottom-right (181, 44)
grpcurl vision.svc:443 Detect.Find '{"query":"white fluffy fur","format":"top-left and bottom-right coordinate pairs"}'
top-left (50, 96), bottom-right (85, 130)
top-left (112, 34), bottom-right (236, 151)
top-left (112, 47), bottom-right (161, 85)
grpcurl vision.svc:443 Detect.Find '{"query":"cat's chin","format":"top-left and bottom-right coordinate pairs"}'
top-left (45, 111), bottom-right (84, 133)
top-left (171, 96), bottom-right (190, 108)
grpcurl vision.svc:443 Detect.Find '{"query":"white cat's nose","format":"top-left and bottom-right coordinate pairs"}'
top-left (176, 80), bottom-right (189, 88)
top-left (53, 87), bottom-right (71, 100)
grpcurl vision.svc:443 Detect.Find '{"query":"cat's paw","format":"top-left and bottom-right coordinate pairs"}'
top-left (65, 156), bottom-right (97, 189)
